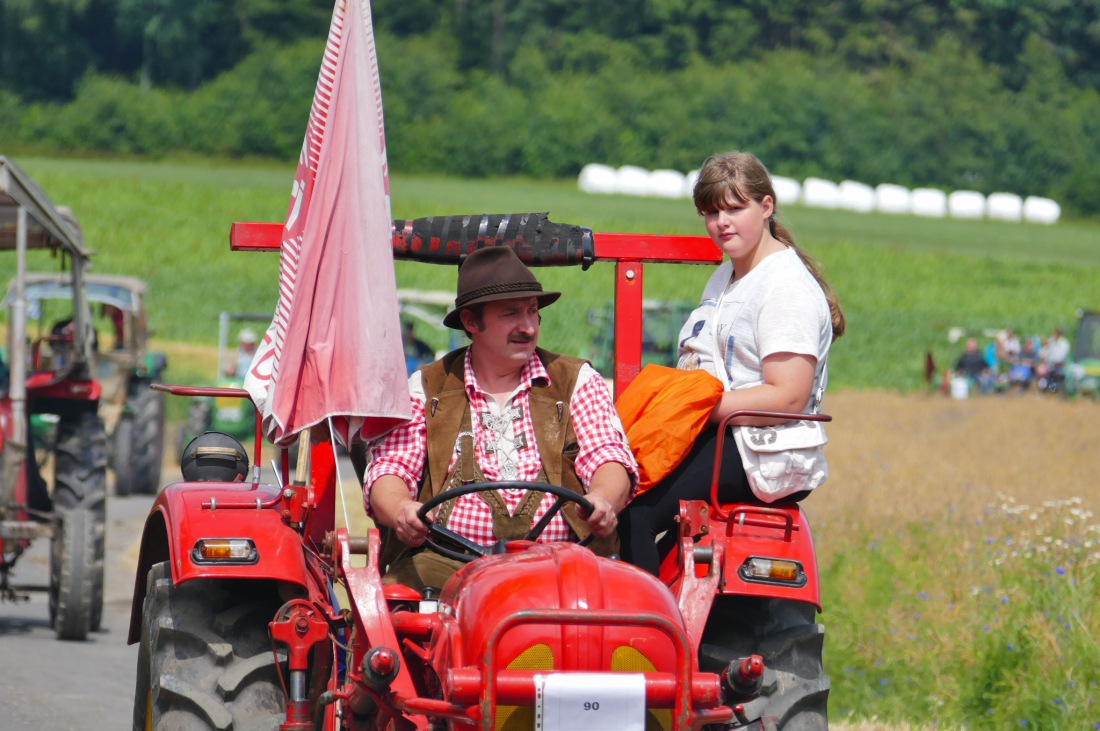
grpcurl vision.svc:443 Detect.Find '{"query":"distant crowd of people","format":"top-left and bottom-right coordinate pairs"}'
top-left (951, 327), bottom-right (1070, 396)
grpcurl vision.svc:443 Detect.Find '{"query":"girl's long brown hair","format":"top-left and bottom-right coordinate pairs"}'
top-left (693, 151), bottom-right (846, 340)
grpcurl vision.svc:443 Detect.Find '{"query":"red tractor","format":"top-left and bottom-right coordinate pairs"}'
top-left (128, 214), bottom-right (830, 730)
top-left (0, 156), bottom-right (109, 641)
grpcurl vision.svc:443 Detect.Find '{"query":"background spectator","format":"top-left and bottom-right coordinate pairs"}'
top-left (954, 337), bottom-right (995, 395)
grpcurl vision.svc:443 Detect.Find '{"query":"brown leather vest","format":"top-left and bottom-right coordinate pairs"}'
top-left (382, 347), bottom-right (617, 567)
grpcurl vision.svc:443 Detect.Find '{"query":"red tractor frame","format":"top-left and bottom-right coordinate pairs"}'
top-left (1, 156), bottom-right (109, 642)
top-left (128, 214), bottom-right (830, 731)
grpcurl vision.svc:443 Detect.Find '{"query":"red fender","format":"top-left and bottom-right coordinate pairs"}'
top-left (127, 479), bottom-right (314, 644)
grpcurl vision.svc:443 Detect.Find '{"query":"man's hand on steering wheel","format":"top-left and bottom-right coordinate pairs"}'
top-left (393, 500), bottom-right (431, 547)
top-left (575, 493), bottom-right (617, 538)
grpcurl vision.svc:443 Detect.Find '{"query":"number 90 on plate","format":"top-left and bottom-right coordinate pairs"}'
top-left (535, 673), bottom-right (645, 731)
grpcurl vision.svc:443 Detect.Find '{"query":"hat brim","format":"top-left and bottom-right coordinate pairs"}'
top-left (443, 290), bottom-right (561, 330)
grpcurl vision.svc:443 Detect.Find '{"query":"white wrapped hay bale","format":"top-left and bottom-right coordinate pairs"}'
top-left (683, 169), bottom-right (700, 199)
top-left (802, 177), bottom-right (842, 209)
top-left (614, 165), bottom-right (652, 196)
top-left (875, 183), bottom-right (912, 214)
top-left (839, 180), bottom-right (876, 213)
top-left (911, 188), bottom-right (947, 218)
top-left (947, 190), bottom-right (986, 219)
top-left (648, 169), bottom-right (687, 198)
top-left (772, 176), bottom-right (802, 206)
top-left (987, 192), bottom-right (1023, 222)
top-left (1023, 196), bottom-right (1061, 224)
top-left (578, 163), bottom-right (617, 194)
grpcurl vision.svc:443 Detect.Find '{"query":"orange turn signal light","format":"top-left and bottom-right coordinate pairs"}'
top-left (739, 557), bottom-right (804, 585)
top-left (192, 538), bottom-right (258, 564)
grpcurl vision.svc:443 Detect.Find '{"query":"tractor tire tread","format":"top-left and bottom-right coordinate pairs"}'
top-left (51, 507), bottom-right (103, 641)
top-left (701, 597), bottom-right (829, 731)
top-left (134, 561), bottom-right (286, 731)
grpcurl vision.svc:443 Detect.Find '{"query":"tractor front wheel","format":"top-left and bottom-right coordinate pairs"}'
top-left (48, 507), bottom-right (102, 641)
top-left (133, 561), bottom-right (288, 730)
top-left (699, 597), bottom-right (829, 731)
top-left (52, 410), bottom-right (107, 632)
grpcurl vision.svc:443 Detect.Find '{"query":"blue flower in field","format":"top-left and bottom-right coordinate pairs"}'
top-left (914, 613), bottom-right (921, 620)
top-left (983, 625), bottom-right (991, 632)
top-left (879, 678), bottom-right (887, 686)
top-left (1001, 596), bottom-right (1009, 604)
top-left (1018, 720), bottom-right (1027, 726)
top-left (987, 709), bottom-right (994, 715)
top-left (1007, 643), bottom-right (1015, 651)
top-left (1056, 566), bottom-right (1066, 575)
top-left (1067, 680), bottom-right (1076, 687)
top-left (874, 658), bottom-right (883, 666)
top-left (918, 591), bottom-right (929, 600)
top-left (1053, 698), bottom-right (1062, 705)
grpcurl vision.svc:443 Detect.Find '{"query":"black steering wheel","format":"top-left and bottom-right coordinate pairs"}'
top-left (415, 481), bottom-right (596, 563)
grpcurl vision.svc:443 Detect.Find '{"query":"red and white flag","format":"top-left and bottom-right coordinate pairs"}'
top-left (245, 0), bottom-right (410, 446)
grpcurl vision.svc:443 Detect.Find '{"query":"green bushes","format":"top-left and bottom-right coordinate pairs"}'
top-left (2, 36), bottom-right (1099, 217)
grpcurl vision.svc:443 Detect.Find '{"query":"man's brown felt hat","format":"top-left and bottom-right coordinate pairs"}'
top-left (443, 246), bottom-right (561, 329)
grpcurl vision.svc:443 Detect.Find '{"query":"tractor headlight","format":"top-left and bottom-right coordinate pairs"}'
top-left (739, 556), bottom-right (806, 586)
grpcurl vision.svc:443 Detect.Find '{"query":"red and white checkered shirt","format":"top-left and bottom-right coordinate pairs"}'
top-left (366, 349), bottom-right (638, 547)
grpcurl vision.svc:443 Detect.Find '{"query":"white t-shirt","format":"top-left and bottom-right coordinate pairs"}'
top-left (677, 248), bottom-right (832, 410)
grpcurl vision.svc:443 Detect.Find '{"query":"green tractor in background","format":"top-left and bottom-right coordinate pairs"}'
top-left (9, 274), bottom-right (169, 496)
top-left (176, 312), bottom-right (267, 461)
top-left (585, 299), bottom-right (696, 376)
top-left (1068, 309), bottom-right (1100, 397)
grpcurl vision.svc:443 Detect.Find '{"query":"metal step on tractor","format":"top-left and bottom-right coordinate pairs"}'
top-left (128, 212), bottom-right (831, 730)
top-left (0, 156), bottom-right (109, 641)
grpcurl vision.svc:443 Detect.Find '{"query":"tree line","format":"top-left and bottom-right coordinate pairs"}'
top-left (2, 0), bottom-right (1099, 216)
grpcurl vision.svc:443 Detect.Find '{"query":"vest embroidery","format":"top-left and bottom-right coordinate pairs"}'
top-left (478, 405), bottom-right (527, 479)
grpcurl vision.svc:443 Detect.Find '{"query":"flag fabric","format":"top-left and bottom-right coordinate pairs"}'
top-left (244, 0), bottom-right (410, 447)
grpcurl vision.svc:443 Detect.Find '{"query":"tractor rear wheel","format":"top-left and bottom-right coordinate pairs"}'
top-left (133, 561), bottom-right (288, 730)
top-left (129, 385), bottom-right (166, 494)
top-left (52, 411), bottom-right (107, 632)
top-left (178, 399), bottom-right (213, 463)
top-left (699, 597), bottom-right (829, 730)
top-left (48, 507), bottom-right (102, 641)
top-left (53, 411), bottom-right (108, 513)
top-left (112, 416), bottom-right (135, 496)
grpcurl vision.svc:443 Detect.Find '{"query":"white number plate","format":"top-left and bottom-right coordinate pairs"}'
top-left (535, 673), bottom-right (645, 731)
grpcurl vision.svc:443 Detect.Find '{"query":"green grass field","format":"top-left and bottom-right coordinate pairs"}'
top-left (6, 156), bottom-right (1099, 397)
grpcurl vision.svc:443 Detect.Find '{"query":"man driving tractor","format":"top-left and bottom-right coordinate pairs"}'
top-left (364, 246), bottom-right (638, 591)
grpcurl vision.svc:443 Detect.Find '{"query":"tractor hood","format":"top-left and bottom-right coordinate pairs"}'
top-left (440, 541), bottom-right (689, 676)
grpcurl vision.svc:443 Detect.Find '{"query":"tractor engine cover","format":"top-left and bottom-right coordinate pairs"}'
top-left (440, 541), bottom-right (685, 675)
top-left (180, 432), bottom-right (249, 482)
